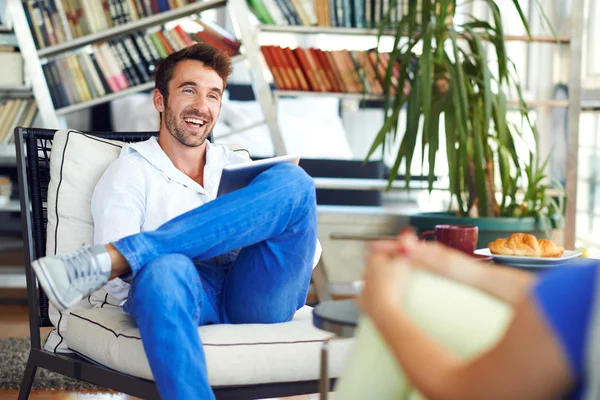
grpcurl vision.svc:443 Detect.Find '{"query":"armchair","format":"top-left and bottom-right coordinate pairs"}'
top-left (15, 127), bottom-right (352, 399)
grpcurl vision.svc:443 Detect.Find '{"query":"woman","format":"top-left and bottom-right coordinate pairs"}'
top-left (357, 231), bottom-right (599, 399)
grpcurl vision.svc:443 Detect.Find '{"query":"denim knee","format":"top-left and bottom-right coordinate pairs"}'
top-left (270, 163), bottom-right (316, 201)
top-left (129, 254), bottom-right (198, 316)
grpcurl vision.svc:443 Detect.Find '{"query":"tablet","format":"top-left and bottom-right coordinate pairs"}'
top-left (216, 154), bottom-right (300, 197)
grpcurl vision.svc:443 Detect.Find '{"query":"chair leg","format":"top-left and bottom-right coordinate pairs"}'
top-left (311, 260), bottom-right (332, 303)
top-left (18, 352), bottom-right (37, 400)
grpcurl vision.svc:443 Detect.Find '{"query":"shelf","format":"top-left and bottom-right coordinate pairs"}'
top-left (0, 145), bottom-right (15, 165)
top-left (504, 34), bottom-right (570, 44)
top-left (0, 200), bottom-right (20, 212)
top-left (273, 90), bottom-right (385, 101)
top-left (55, 54), bottom-right (245, 115)
top-left (0, 25), bottom-right (12, 33)
top-left (259, 25), bottom-right (396, 36)
top-left (37, 0), bottom-right (227, 58)
top-left (55, 81), bottom-right (155, 115)
top-left (259, 25), bottom-right (570, 44)
top-left (0, 267), bottom-right (26, 289)
top-left (0, 86), bottom-right (33, 98)
top-left (274, 90), bottom-right (574, 107)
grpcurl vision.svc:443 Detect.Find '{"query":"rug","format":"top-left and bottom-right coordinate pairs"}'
top-left (0, 337), bottom-right (100, 390)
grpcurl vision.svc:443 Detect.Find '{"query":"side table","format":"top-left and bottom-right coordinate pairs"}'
top-left (312, 299), bottom-right (359, 400)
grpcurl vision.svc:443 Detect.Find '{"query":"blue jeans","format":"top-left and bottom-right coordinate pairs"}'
top-left (115, 163), bottom-right (317, 399)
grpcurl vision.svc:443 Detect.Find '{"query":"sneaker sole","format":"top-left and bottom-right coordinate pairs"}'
top-left (31, 259), bottom-right (75, 311)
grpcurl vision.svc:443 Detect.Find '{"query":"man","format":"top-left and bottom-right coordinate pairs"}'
top-left (32, 43), bottom-right (318, 399)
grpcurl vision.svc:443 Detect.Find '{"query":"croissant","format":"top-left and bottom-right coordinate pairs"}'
top-left (488, 233), bottom-right (564, 258)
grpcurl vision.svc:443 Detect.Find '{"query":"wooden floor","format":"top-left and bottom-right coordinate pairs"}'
top-left (0, 303), bottom-right (326, 400)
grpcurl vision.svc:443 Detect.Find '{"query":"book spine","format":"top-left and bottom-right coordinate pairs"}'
top-left (283, 47), bottom-right (309, 91)
top-left (260, 45), bottom-right (286, 90)
top-left (89, 50), bottom-right (114, 94)
top-left (173, 25), bottom-right (194, 47)
top-left (53, 0), bottom-right (73, 40)
top-left (99, 42), bottom-right (129, 90)
top-left (132, 32), bottom-right (157, 74)
top-left (143, 32), bottom-right (163, 62)
top-left (92, 44), bottom-right (118, 93)
top-left (264, 46), bottom-right (293, 90)
top-left (292, 47), bottom-right (319, 91)
top-left (315, 49), bottom-right (340, 92)
top-left (324, 51), bottom-right (347, 92)
top-left (76, 53), bottom-right (98, 98)
top-left (149, 31), bottom-right (169, 59)
top-left (80, 51), bottom-right (107, 96)
top-left (122, 36), bottom-right (151, 82)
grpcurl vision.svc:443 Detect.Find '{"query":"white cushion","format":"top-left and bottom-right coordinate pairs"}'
top-left (68, 305), bottom-right (353, 386)
top-left (45, 130), bottom-right (126, 353)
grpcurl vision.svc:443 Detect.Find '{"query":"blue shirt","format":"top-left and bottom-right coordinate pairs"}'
top-left (534, 258), bottom-right (599, 400)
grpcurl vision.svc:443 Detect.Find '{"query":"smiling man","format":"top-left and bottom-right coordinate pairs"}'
top-left (31, 43), bottom-right (318, 399)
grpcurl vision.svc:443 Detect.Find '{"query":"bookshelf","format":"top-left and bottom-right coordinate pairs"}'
top-left (7, 0), bottom-right (286, 154)
top-left (36, 0), bottom-right (228, 57)
top-left (55, 53), bottom-right (245, 116)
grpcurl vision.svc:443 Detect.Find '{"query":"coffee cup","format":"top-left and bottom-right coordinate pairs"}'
top-left (420, 224), bottom-right (479, 255)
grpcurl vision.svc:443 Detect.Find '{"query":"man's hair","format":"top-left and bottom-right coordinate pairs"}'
top-left (155, 42), bottom-right (233, 103)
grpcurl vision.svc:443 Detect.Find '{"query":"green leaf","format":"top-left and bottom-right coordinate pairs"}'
top-left (444, 57), bottom-right (468, 214)
top-left (493, 91), bottom-right (513, 212)
top-left (533, 0), bottom-right (559, 42)
top-left (462, 20), bottom-right (496, 32)
top-left (428, 100), bottom-right (443, 193)
top-left (444, 98), bottom-right (464, 213)
top-left (365, 107), bottom-right (400, 161)
top-left (422, 0), bottom-right (432, 26)
top-left (510, 0), bottom-right (532, 38)
top-left (483, 1), bottom-right (508, 83)
top-left (469, 28), bottom-right (492, 134)
top-left (408, 0), bottom-right (418, 36)
top-left (472, 97), bottom-right (488, 216)
top-left (404, 68), bottom-right (422, 185)
top-left (420, 20), bottom-right (435, 176)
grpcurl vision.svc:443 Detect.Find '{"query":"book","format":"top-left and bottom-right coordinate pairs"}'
top-left (216, 155), bottom-right (300, 197)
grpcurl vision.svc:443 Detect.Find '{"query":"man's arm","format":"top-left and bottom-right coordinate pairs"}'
top-left (91, 157), bottom-right (145, 300)
top-left (371, 234), bottom-right (536, 306)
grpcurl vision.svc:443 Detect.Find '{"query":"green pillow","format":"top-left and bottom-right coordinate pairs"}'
top-left (335, 269), bottom-right (513, 399)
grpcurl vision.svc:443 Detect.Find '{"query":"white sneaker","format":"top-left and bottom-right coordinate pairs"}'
top-left (32, 245), bottom-right (112, 311)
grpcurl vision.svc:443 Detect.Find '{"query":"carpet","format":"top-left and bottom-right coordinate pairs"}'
top-left (0, 337), bottom-right (99, 390)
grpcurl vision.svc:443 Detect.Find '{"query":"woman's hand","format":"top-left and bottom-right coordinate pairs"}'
top-left (357, 239), bottom-right (413, 322)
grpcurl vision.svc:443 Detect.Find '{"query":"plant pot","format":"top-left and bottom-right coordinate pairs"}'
top-left (410, 212), bottom-right (564, 249)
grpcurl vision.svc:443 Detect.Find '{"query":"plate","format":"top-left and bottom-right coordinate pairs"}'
top-left (473, 248), bottom-right (582, 268)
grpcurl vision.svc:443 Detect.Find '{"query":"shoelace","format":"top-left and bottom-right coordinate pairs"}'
top-left (64, 246), bottom-right (105, 287)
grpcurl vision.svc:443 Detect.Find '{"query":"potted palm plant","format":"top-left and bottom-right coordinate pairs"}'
top-left (366, 0), bottom-right (564, 248)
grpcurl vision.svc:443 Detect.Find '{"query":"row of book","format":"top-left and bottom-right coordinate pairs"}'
top-left (23, 0), bottom-right (200, 50)
top-left (261, 45), bottom-right (399, 94)
top-left (248, 0), bottom-right (410, 28)
top-left (0, 99), bottom-right (37, 144)
top-left (42, 21), bottom-right (240, 109)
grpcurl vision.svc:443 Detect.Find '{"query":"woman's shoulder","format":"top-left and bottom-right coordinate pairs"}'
top-left (533, 258), bottom-right (600, 381)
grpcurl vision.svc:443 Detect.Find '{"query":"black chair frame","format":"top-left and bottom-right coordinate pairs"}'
top-left (15, 127), bottom-right (333, 399)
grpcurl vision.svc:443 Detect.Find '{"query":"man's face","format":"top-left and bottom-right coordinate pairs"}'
top-left (156, 60), bottom-right (224, 147)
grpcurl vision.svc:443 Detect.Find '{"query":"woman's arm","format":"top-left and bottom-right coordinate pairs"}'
top-left (371, 233), bottom-right (536, 306)
top-left (359, 251), bottom-right (574, 400)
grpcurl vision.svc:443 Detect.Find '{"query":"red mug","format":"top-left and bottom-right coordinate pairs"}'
top-left (420, 224), bottom-right (479, 255)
